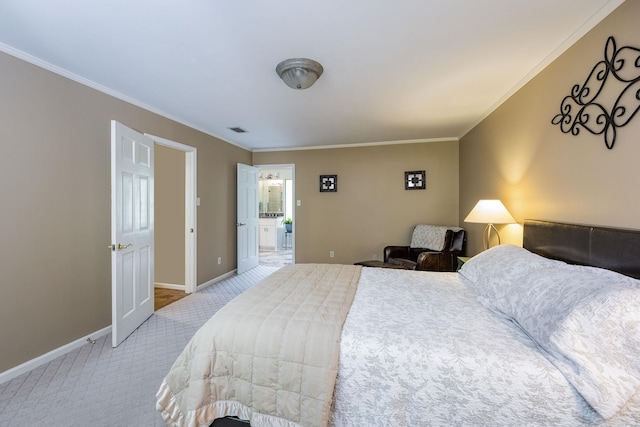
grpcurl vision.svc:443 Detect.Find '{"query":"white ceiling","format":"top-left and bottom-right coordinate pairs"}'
top-left (0, 0), bottom-right (624, 151)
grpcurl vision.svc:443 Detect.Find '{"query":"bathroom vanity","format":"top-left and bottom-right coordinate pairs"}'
top-left (259, 216), bottom-right (281, 250)
top-left (259, 177), bottom-right (284, 250)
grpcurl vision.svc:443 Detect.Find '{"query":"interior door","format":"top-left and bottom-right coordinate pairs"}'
top-left (237, 163), bottom-right (259, 274)
top-left (110, 120), bottom-right (154, 347)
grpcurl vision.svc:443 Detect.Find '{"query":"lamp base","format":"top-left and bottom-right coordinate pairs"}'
top-left (482, 223), bottom-right (501, 250)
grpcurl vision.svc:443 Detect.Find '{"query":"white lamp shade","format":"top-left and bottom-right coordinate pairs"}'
top-left (464, 200), bottom-right (515, 224)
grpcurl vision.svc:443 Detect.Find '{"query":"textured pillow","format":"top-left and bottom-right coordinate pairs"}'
top-left (458, 244), bottom-right (557, 303)
top-left (505, 265), bottom-right (640, 419)
top-left (463, 248), bottom-right (640, 419)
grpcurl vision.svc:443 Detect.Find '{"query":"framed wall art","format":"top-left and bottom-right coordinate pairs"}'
top-left (320, 175), bottom-right (337, 192)
top-left (405, 170), bottom-right (425, 190)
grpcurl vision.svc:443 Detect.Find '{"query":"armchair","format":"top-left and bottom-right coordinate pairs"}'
top-left (384, 225), bottom-right (466, 272)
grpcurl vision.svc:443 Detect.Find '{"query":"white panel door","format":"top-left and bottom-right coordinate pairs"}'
top-left (237, 163), bottom-right (259, 274)
top-left (111, 121), bottom-right (154, 347)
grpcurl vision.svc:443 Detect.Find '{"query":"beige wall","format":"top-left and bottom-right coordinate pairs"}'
top-left (155, 145), bottom-right (185, 286)
top-left (253, 141), bottom-right (460, 264)
top-left (0, 51), bottom-right (251, 372)
top-left (3, 0), bottom-right (636, 375)
top-left (460, 0), bottom-right (639, 255)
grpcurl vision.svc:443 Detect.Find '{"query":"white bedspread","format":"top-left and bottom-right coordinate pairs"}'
top-left (330, 267), bottom-right (640, 426)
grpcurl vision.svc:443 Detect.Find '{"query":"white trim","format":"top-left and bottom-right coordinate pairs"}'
top-left (0, 40), bottom-right (452, 154)
top-left (154, 282), bottom-right (186, 291)
top-left (0, 270), bottom-right (238, 385)
top-left (146, 134), bottom-right (198, 294)
top-left (0, 42), bottom-right (251, 152)
top-left (184, 149), bottom-right (197, 293)
top-left (0, 0), bottom-right (623, 154)
top-left (0, 326), bottom-right (112, 385)
top-left (197, 270), bottom-right (238, 292)
top-left (147, 135), bottom-right (195, 152)
top-left (252, 137), bottom-right (458, 153)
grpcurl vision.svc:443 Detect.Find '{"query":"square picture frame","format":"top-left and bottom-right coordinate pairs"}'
top-left (405, 170), bottom-right (426, 190)
top-left (320, 175), bottom-right (337, 192)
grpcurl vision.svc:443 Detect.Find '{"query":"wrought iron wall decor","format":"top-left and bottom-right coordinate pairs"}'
top-left (405, 170), bottom-right (426, 190)
top-left (319, 175), bottom-right (337, 192)
top-left (552, 36), bottom-right (640, 149)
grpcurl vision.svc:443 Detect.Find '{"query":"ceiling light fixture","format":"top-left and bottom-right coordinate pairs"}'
top-left (276, 58), bottom-right (323, 90)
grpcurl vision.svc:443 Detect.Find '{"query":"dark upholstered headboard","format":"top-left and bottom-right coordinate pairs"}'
top-left (523, 219), bottom-right (640, 279)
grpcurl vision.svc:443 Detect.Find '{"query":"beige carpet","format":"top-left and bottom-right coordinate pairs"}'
top-left (0, 265), bottom-right (279, 426)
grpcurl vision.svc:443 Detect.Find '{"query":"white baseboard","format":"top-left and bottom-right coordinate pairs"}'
top-left (154, 282), bottom-right (186, 291)
top-left (197, 269), bottom-right (237, 292)
top-left (0, 271), bottom-right (237, 385)
top-left (0, 325), bottom-right (112, 385)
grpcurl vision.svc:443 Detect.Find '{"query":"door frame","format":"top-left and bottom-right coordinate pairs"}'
top-left (255, 163), bottom-right (295, 263)
top-left (145, 134), bottom-right (197, 294)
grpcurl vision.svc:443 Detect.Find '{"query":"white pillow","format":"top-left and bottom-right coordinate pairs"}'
top-left (549, 283), bottom-right (640, 419)
top-left (462, 246), bottom-right (640, 419)
top-left (458, 244), bottom-right (557, 303)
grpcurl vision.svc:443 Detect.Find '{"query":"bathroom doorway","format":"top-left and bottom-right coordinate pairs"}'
top-left (256, 164), bottom-right (294, 267)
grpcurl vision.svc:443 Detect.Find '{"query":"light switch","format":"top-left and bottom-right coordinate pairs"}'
top-left (196, 197), bottom-right (201, 206)
top-left (296, 200), bottom-right (301, 206)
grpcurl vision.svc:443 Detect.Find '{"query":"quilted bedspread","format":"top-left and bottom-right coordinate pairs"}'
top-left (156, 263), bottom-right (361, 427)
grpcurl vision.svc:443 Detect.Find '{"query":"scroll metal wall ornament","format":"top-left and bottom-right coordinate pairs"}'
top-left (552, 36), bottom-right (640, 149)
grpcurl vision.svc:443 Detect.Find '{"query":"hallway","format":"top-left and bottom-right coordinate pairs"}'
top-left (259, 249), bottom-right (293, 268)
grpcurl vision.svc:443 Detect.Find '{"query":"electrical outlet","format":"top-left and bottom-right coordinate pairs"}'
top-left (217, 257), bottom-right (222, 265)
top-left (329, 251), bottom-right (334, 258)
top-left (372, 253), bottom-right (378, 260)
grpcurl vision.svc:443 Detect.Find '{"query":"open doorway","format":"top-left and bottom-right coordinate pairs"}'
top-left (147, 134), bottom-right (198, 310)
top-left (154, 145), bottom-right (187, 309)
top-left (256, 165), bottom-right (294, 267)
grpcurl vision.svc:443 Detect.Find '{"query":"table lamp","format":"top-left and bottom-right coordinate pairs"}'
top-left (464, 199), bottom-right (515, 250)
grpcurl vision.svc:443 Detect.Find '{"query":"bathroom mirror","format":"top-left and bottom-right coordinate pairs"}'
top-left (259, 180), bottom-right (284, 215)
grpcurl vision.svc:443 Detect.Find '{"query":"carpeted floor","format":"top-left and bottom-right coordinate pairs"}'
top-left (154, 249), bottom-right (291, 312)
top-left (0, 265), bottom-right (279, 426)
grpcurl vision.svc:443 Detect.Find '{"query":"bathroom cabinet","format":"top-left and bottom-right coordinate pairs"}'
top-left (259, 217), bottom-right (278, 250)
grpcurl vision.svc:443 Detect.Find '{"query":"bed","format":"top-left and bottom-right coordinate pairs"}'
top-left (156, 220), bottom-right (640, 426)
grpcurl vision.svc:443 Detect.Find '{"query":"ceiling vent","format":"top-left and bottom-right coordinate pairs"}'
top-left (228, 127), bottom-right (247, 133)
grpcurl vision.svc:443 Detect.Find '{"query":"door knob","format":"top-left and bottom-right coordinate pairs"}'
top-left (108, 243), bottom-right (133, 250)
